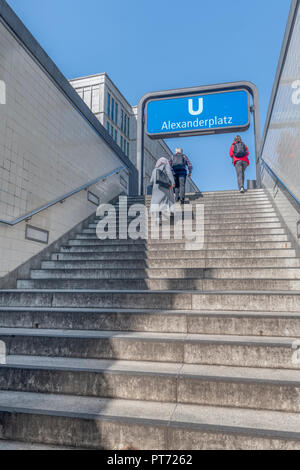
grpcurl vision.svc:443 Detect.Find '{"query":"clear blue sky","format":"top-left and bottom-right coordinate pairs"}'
top-left (6, 0), bottom-right (291, 191)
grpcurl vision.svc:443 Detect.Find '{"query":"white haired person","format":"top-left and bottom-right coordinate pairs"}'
top-left (169, 148), bottom-right (193, 205)
top-left (150, 157), bottom-right (175, 225)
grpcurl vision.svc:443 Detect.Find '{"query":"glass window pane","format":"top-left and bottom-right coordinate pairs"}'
top-left (107, 93), bottom-right (110, 116)
top-left (106, 122), bottom-right (110, 133)
top-left (111, 97), bottom-right (114, 121)
top-left (115, 102), bottom-right (118, 125)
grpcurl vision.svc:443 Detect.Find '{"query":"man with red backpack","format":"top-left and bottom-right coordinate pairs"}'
top-left (230, 135), bottom-right (249, 193)
top-left (169, 148), bottom-right (193, 204)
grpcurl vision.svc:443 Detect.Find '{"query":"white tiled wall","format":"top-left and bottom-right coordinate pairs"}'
top-left (0, 20), bottom-right (126, 278)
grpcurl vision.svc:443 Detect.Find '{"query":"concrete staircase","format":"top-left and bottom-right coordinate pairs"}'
top-left (0, 189), bottom-right (300, 450)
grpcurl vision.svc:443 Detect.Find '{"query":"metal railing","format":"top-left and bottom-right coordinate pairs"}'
top-left (260, 158), bottom-right (300, 207)
top-left (0, 166), bottom-right (126, 226)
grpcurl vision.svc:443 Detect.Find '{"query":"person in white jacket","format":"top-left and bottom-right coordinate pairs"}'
top-left (150, 157), bottom-right (175, 225)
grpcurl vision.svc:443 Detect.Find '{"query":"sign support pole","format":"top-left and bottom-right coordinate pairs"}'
top-left (137, 81), bottom-right (261, 196)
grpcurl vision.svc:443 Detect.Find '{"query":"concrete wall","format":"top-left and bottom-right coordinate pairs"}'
top-left (0, 1), bottom-right (135, 279)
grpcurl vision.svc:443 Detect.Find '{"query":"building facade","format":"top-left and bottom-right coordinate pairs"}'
top-left (70, 73), bottom-right (199, 194)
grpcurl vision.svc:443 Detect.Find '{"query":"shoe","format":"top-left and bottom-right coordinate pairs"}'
top-left (240, 187), bottom-right (245, 193)
top-left (180, 199), bottom-right (185, 205)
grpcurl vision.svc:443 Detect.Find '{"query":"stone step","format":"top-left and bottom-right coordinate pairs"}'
top-left (86, 228), bottom-right (286, 239)
top-left (86, 224), bottom-right (286, 235)
top-left (101, 203), bottom-right (275, 213)
top-left (137, 189), bottom-right (265, 197)
top-left (16, 278), bottom-right (300, 291)
top-left (0, 440), bottom-right (75, 450)
top-left (0, 391), bottom-right (299, 449)
top-left (190, 193), bottom-right (269, 200)
top-left (112, 197), bottom-right (272, 204)
top-left (103, 205), bottom-right (276, 215)
top-left (0, 328), bottom-right (299, 369)
top-left (51, 248), bottom-right (297, 260)
top-left (30, 267), bottom-right (300, 281)
top-left (2, 357), bottom-right (300, 412)
top-left (0, 307), bottom-right (299, 337)
top-left (76, 234), bottom-right (289, 244)
top-left (2, 289), bottom-right (300, 312)
top-left (104, 195), bottom-right (269, 203)
top-left (30, 268), bottom-right (206, 280)
top-left (94, 213), bottom-right (279, 222)
top-left (128, 194), bottom-right (270, 202)
top-left (85, 227), bottom-right (286, 236)
top-left (13, 279), bottom-right (199, 290)
top-left (188, 202), bottom-right (274, 209)
top-left (201, 208), bottom-right (276, 215)
top-left (203, 209), bottom-right (277, 217)
top-left (90, 221), bottom-right (283, 230)
top-left (204, 268), bottom-right (300, 280)
top-left (202, 279), bottom-right (300, 291)
top-left (63, 241), bottom-right (291, 251)
top-left (43, 257), bottom-right (300, 270)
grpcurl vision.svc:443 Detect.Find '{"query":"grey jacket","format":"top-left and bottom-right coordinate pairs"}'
top-left (150, 162), bottom-right (175, 214)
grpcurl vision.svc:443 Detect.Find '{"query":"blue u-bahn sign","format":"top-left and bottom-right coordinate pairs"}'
top-left (146, 89), bottom-right (250, 139)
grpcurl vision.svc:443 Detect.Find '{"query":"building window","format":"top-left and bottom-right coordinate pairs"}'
top-left (126, 141), bottom-right (129, 157)
top-left (120, 135), bottom-right (123, 149)
top-left (107, 92), bottom-right (111, 116)
top-left (114, 129), bottom-right (118, 142)
top-left (127, 117), bottom-right (130, 138)
top-left (115, 102), bottom-right (118, 125)
top-left (110, 125), bottom-right (114, 138)
top-left (111, 97), bottom-right (115, 122)
top-left (121, 109), bottom-right (124, 132)
top-left (107, 122), bottom-right (110, 133)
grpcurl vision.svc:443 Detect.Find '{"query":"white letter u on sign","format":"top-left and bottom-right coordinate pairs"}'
top-left (188, 98), bottom-right (203, 116)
